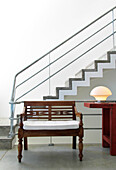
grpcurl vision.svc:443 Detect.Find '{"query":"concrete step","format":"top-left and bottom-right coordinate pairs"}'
top-left (0, 126), bottom-right (16, 136)
top-left (0, 136), bottom-right (16, 149)
top-left (65, 53), bottom-right (108, 87)
top-left (0, 118), bottom-right (17, 136)
top-left (75, 53), bottom-right (107, 78)
top-left (0, 118), bottom-right (17, 149)
top-left (0, 126), bottom-right (10, 136)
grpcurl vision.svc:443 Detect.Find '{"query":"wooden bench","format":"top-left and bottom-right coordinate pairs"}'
top-left (18, 101), bottom-right (84, 162)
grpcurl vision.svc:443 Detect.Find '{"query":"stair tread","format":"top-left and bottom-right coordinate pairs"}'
top-left (0, 136), bottom-right (13, 139)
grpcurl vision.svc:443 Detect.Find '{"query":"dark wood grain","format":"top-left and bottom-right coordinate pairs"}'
top-left (18, 101), bottom-right (83, 162)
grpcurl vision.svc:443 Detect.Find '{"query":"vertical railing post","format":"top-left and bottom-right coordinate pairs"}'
top-left (48, 53), bottom-right (54, 146)
top-left (112, 9), bottom-right (115, 49)
top-left (49, 53), bottom-right (51, 95)
top-left (9, 77), bottom-right (17, 137)
top-left (9, 103), bottom-right (15, 137)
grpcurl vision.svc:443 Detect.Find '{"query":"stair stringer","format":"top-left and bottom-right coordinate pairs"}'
top-left (43, 51), bottom-right (116, 100)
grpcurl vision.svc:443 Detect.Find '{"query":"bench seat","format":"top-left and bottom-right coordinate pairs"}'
top-left (23, 120), bottom-right (79, 130)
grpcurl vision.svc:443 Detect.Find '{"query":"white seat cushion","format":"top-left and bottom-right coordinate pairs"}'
top-left (23, 120), bottom-right (79, 130)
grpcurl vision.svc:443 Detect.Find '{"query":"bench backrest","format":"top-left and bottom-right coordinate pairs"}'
top-left (24, 101), bottom-right (76, 120)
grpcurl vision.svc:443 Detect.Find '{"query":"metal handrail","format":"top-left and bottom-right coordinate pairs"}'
top-left (9, 7), bottom-right (116, 137)
top-left (16, 19), bottom-right (116, 89)
top-left (15, 31), bottom-right (116, 101)
top-left (10, 6), bottom-right (116, 103)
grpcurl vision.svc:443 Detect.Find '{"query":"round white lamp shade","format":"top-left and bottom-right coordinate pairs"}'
top-left (90, 86), bottom-right (112, 101)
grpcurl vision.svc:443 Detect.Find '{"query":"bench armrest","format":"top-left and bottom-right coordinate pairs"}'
top-left (74, 106), bottom-right (83, 130)
top-left (74, 106), bottom-right (83, 122)
top-left (19, 107), bottom-right (26, 129)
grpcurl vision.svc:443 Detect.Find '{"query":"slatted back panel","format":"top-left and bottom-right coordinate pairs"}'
top-left (24, 101), bottom-right (76, 120)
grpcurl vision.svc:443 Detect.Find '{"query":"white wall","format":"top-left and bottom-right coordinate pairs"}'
top-left (0, 0), bottom-right (116, 118)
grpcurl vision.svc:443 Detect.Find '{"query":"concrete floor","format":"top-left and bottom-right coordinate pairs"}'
top-left (0, 144), bottom-right (116, 170)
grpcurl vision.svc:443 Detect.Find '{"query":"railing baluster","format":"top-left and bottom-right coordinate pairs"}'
top-left (9, 103), bottom-right (15, 137)
top-left (112, 9), bottom-right (115, 48)
top-left (48, 53), bottom-right (54, 146)
top-left (49, 53), bottom-right (51, 95)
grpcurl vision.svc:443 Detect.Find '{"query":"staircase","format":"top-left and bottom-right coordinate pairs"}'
top-left (43, 51), bottom-right (116, 100)
top-left (3, 6), bottom-right (115, 146)
top-left (0, 119), bottom-right (17, 149)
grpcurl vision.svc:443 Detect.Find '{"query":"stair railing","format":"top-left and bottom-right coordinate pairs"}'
top-left (9, 6), bottom-right (116, 137)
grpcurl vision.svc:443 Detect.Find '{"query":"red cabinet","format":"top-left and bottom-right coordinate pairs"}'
top-left (84, 102), bottom-right (116, 155)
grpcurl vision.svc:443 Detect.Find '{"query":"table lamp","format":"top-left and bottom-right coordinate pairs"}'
top-left (90, 86), bottom-right (112, 102)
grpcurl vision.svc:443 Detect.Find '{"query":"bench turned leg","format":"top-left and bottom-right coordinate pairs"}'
top-left (78, 135), bottom-right (83, 161)
top-left (18, 138), bottom-right (23, 163)
top-left (73, 136), bottom-right (76, 149)
top-left (24, 137), bottom-right (28, 150)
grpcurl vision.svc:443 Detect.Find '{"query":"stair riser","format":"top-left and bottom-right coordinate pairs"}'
top-left (75, 53), bottom-right (107, 78)
top-left (75, 70), bottom-right (82, 78)
top-left (0, 126), bottom-right (15, 136)
top-left (0, 137), bottom-right (16, 149)
top-left (65, 80), bottom-right (69, 87)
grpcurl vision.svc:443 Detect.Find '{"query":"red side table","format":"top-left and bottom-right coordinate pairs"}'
top-left (84, 102), bottom-right (116, 155)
